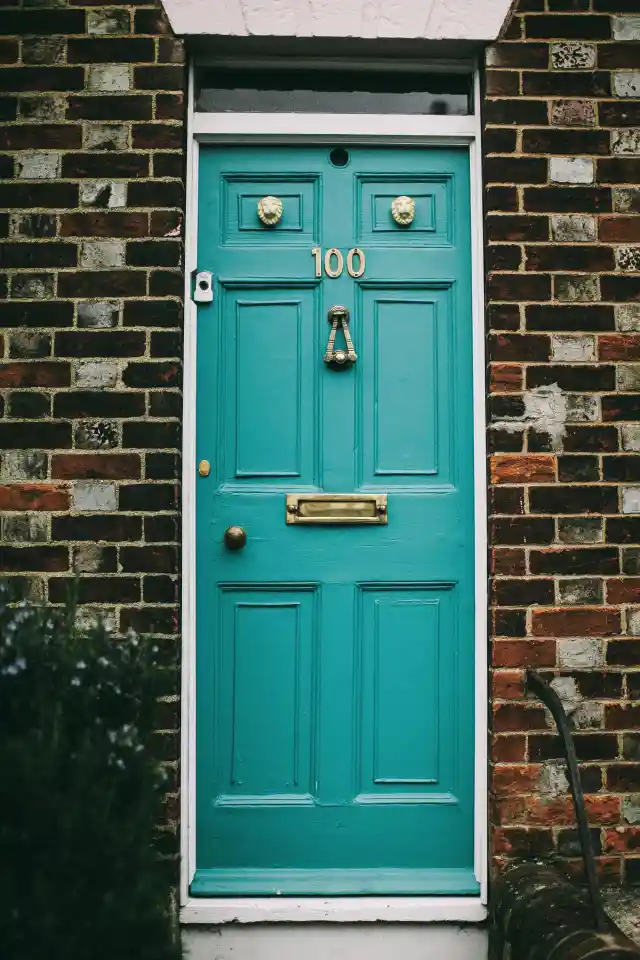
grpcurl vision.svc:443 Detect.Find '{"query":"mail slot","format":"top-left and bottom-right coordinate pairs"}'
top-left (286, 493), bottom-right (388, 525)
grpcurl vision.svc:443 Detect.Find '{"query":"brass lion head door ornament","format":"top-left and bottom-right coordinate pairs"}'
top-left (324, 306), bottom-right (357, 368)
top-left (391, 195), bottom-right (415, 226)
top-left (257, 195), bottom-right (283, 226)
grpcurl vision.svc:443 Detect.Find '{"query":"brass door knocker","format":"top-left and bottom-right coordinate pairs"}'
top-left (324, 306), bottom-right (357, 367)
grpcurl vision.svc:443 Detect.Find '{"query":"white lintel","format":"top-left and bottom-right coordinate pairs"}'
top-left (161, 0), bottom-right (515, 42)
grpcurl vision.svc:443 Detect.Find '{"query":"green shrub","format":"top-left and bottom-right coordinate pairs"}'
top-left (0, 582), bottom-right (181, 960)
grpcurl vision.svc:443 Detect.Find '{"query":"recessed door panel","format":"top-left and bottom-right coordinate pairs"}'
top-left (196, 145), bottom-right (476, 896)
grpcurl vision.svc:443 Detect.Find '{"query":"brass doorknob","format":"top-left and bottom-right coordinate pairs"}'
top-left (224, 526), bottom-right (247, 550)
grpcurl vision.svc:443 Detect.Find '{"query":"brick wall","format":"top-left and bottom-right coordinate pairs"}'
top-left (0, 0), bottom-right (184, 830)
top-left (486, 0), bottom-right (640, 884)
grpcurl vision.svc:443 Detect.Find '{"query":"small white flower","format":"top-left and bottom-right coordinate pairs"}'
top-left (70, 677), bottom-right (81, 687)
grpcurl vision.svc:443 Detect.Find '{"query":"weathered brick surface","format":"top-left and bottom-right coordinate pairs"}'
top-left (0, 0), bottom-right (183, 839)
top-left (487, 0), bottom-right (640, 885)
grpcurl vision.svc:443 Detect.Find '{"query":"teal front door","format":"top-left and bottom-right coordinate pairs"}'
top-left (194, 144), bottom-right (477, 897)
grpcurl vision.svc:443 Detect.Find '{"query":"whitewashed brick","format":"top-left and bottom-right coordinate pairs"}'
top-left (80, 181), bottom-right (127, 209)
top-left (622, 424), bottom-right (640, 452)
top-left (0, 451), bottom-right (47, 481)
top-left (558, 638), bottom-right (604, 670)
top-left (87, 8), bottom-right (130, 33)
top-left (622, 487), bottom-right (640, 514)
top-left (612, 16), bottom-right (640, 41)
top-left (72, 481), bottom-right (117, 513)
top-left (87, 64), bottom-right (131, 92)
top-left (74, 360), bottom-right (118, 389)
top-left (554, 274), bottom-right (599, 302)
top-left (612, 129), bottom-right (640, 155)
top-left (551, 335), bottom-right (596, 363)
top-left (551, 42), bottom-right (596, 70)
top-left (616, 246), bottom-right (640, 271)
top-left (613, 72), bottom-right (640, 98)
top-left (77, 302), bottom-right (119, 329)
top-left (550, 157), bottom-right (594, 184)
top-left (617, 304), bottom-right (640, 331)
top-left (80, 240), bottom-right (125, 269)
top-left (83, 124), bottom-right (129, 152)
top-left (618, 365), bottom-right (640, 392)
top-left (16, 152), bottom-right (60, 179)
top-left (550, 215), bottom-right (596, 242)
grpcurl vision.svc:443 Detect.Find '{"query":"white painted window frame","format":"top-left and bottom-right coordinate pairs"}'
top-left (181, 59), bottom-right (488, 925)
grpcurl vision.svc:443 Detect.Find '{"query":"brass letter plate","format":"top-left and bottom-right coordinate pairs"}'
top-left (286, 493), bottom-right (387, 525)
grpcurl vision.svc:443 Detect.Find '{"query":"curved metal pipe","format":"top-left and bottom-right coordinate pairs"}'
top-left (525, 669), bottom-right (608, 934)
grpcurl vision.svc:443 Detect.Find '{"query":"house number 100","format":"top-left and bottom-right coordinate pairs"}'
top-left (312, 247), bottom-right (366, 279)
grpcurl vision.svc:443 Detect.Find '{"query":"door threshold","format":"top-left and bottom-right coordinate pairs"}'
top-left (181, 895), bottom-right (487, 924)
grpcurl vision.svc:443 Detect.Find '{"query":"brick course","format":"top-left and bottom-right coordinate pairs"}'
top-left (0, 0), bottom-right (184, 845)
top-left (487, 0), bottom-right (640, 885)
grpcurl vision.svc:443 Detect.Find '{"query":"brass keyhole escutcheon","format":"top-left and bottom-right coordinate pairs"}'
top-left (199, 459), bottom-right (211, 477)
top-left (224, 526), bottom-right (247, 550)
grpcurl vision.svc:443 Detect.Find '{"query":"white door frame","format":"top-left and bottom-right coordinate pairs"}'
top-left (181, 60), bottom-right (488, 925)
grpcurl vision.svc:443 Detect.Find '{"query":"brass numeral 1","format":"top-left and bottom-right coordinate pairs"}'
top-left (312, 247), bottom-right (366, 279)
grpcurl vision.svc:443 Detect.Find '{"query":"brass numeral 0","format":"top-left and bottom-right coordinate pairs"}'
top-left (346, 248), bottom-right (365, 278)
top-left (312, 247), bottom-right (366, 279)
top-left (324, 248), bottom-right (344, 279)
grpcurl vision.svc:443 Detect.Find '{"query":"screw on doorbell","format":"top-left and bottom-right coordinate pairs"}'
top-left (193, 270), bottom-right (213, 303)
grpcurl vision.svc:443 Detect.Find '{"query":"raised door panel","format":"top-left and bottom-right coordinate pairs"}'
top-left (218, 286), bottom-right (318, 486)
top-left (214, 587), bottom-right (319, 805)
top-left (356, 175), bottom-right (453, 246)
top-left (356, 585), bottom-right (459, 805)
top-left (358, 285), bottom-right (455, 489)
top-left (221, 176), bottom-right (319, 245)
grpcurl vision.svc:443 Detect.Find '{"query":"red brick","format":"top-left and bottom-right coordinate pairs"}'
top-left (493, 765), bottom-right (541, 797)
top-left (490, 364), bottom-right (523, 393)
top-left (493, 670), bottom-right (526, 699)
top-left (494, 704), bottom-right (549, 733)
top-left (607, 579), bottom-right (640, 604)
top-left (51, 454), bottom-right (141, 480)
top-left (493, 735), bottom-right (527, 762)
top-left (492, 549), bottom-right (527, 575)
top-left (0, 362), bottom-right (70, 387)
top-left (0, 484), bottom-right (68, 511)
top-left (532, 608), bottom-right (621, 637)
top-left (603, 829), bottom-right (640, 854)
top-left (605, 706), bottom-right (640, 731)
top-left (493, 639), bottom-right (557, 668)
top-left (491, 455), bottom-right (556, 485)
top-left (598, 336), bottom-right (640, 361)
top-left (599, 217), bottom-right (640, 244)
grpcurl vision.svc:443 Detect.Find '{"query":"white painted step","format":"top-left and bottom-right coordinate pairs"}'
top-left (184, 923), bottom-right (488, 960)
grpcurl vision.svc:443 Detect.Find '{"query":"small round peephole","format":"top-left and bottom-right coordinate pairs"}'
top-left (329, 147), bottom-right (350, 168)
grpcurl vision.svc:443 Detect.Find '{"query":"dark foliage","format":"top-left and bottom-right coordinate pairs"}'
top-left (0, 582), bottom-right (181, 960)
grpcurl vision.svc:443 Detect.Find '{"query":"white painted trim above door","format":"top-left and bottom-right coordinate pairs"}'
top-left (181, 61), bottom-right (488, 923)
top-left (161, 0), bottom-right (513, 42)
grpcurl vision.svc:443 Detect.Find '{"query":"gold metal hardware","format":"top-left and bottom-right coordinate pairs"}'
top-left (286, 493), bottom-right (388, 525)
top-left (311, 247), bottom-right (366, 278)
top-left (198, 459), bottom-right (211, 477)
top-left (224, 525), bottom-right (247, 549)
top-left (257, 196), bottom-right (283, 226)
top-left (324, 306), bottom-right (357, 367)
top-left (392, 196), bottom-right (415, 226)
